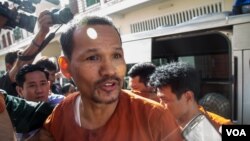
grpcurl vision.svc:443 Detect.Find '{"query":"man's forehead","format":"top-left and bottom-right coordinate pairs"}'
top-left (74, 24), bottom-right (116, 35)
top-left (72, 25), bottom-right (121, 48)
top-left (158, 85), bottom-right (172, 91)
top-left (24, 71), bottom-right (47, 79)
top-left (25, 79), bottom-right (47, 83)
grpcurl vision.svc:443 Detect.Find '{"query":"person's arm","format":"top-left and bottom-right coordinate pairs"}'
top-left (0, 90), bottom-right (5, 113)
top-left (0, 89), bottom-right (16, 140)
top-left (8, 10), bottom-right (53, 82)
top-left (0, 108), bottom-right (16, 140)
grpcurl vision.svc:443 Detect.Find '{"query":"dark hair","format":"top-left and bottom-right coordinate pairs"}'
top-left (5, 50), bottom-right (18, 65)
top-left (36, 57), bottom-right (58, 72)
top-left (60, 16), bottom-right (121, 60)
top-left (149, 62), bottom-right (200, 101)
top-left (61, 83), bottom-right (75, 95)
top-left (15, 64), bottom-right (49, 87)
top-left (128, 62), bottom-right (156, 86)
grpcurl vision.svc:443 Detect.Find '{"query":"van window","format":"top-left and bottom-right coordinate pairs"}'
top-left (152, 32), bottom-right (232, 118)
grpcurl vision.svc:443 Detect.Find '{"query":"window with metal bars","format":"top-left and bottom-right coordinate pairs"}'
top-left (130, 2), bottom-right (222, 33)
top-left (86, 0), bottom-right (100, 7)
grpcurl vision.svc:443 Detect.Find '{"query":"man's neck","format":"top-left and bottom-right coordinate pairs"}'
top-left (79, 97), bottom-right (118, 130)
top-left (178, 104), bottom-right (200, 128)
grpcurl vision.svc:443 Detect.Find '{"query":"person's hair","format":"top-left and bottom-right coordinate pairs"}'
top-left (5, 50), bottom-right (18, 65)
top-left (60, 16), bottom-right (121, 60)
top-left (149, 62), bottom-right (200, 101)
top-left (128, 62), bottom-right (156, 86)
top-left (36, 56), bottom-right (58, 72)
top-left (15, 64), bottom-right (49, 87)
top-left (61, 83), bottom-right (75, 95)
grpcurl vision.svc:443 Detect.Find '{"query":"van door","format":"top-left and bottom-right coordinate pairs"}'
top-left (232, 51), bottom-right (243, 124)
top-left (243, 50), bottom-right (250, 124)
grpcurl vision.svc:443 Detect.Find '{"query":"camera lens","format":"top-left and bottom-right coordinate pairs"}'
top-left (18, 13), bottom-right (37, 33)
top-left (51, 7), bottom-right (74, 24)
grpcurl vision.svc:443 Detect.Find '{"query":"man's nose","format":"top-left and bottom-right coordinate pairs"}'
top-left (35, 85), bottom-right (43, 93)
top-left (99, 59), bottom-right (116, 77)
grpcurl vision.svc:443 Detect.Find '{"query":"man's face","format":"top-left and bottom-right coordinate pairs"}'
top-left (66, 25), bottom-right (126, 104)
top-left (128, 76), bottom-right (147, 92)
top-left (158, 86), bottom-right (188, 121)
top-left (17, 71), bottom-right (50, 102)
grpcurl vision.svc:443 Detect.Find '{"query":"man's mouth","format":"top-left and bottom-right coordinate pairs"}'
top-left (100, 80), bottom-right (117, 92)
top-left (36, 95), bottom-right (46, 101)
top-left (95, 76), bottom-right (121, 92)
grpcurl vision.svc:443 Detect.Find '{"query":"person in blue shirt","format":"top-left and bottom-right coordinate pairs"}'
top-left (15, 64), bottom-right (64, 140)
top-left (15, 64), bottom-right (64, 106)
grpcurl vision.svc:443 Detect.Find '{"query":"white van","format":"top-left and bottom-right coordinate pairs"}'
top-left (122, 12), bottom-right (250, 124)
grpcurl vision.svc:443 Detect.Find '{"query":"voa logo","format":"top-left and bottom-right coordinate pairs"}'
top-left (226, 129), bottom-right (246, 136)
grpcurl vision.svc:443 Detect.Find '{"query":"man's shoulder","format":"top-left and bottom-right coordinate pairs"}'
top-left (121, 89), bottom-right (163, 110)
top-left (199, 106), bottom-right (232, 125)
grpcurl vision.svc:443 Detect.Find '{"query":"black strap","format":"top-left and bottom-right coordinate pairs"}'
top-left (17, 25), bottom-right (62, 61)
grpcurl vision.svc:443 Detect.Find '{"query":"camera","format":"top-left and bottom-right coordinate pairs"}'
top-left (0, 2), bottom-right (37, 33)
top-left (9, 0), bottom-right (40, 13)
top-left (0, 0), bottom-right (73, 33)
top-left (51, 7), bottom-right (74, 25)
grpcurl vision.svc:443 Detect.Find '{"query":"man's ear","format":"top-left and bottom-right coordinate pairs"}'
top-left (58, 56), bottom-right (71, 78)
top-left (185, 90), bottom-right (196, 102)
top-left (16, 86), bottom-right (24, 98)
top-left (48, 80), bottom-right (51, 88)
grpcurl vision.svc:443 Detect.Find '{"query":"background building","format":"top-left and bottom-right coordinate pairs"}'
top-left (0, 0), bottom-right (234, 74)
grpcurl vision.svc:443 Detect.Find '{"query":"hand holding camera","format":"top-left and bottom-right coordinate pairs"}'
top-left (0, 0), bottom-right (74, 33)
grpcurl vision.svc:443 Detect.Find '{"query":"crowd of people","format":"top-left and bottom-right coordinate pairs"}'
top-left (0, 9), bottom-right (232, 141)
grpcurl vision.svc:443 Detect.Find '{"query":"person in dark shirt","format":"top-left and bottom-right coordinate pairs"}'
top-left (0, 89), bottom-right (54, 133)
top-left (0, 51), bottom-right (19, 96)
top-left (35, 56), bottom-right (62, 94)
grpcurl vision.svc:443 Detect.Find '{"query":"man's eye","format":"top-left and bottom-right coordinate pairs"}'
top-left (113, 53), bottom-right (122, 59)
top-left (41, 82), bottom-right (47, 86)
top-left (86, 56), bottom-right (99, 61)
top-left (28, 85), bottom-right (35, 88)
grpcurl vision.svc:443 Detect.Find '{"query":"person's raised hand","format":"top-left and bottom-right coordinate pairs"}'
top-left (37, 10), bottom-right (53, 36)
